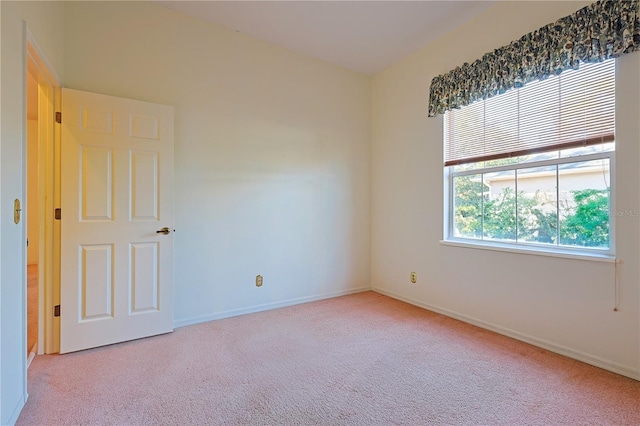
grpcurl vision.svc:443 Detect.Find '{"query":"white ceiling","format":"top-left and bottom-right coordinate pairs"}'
top-left (158, 1), bottom-right (495, 75)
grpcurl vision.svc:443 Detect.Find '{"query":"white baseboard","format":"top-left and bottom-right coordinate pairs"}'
top-left (174, 286), bottom-right (370, 329)
top-left (27, 342), bottom-right (37, 368)
top-left (372, 287), bottom-right (640, 381)
top-left (27, 351), bottom-right (36, 369)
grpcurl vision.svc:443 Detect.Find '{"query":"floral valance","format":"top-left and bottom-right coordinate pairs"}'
top-left (428, 0), bottom-right (640, 117)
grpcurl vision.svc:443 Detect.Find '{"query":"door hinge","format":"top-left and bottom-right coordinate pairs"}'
top-left (54, 208), bottom-right (61, 220)
top-left (54, 305), bottom-right (60, 317)
top-left (55, 112), bottom-right (62, 124)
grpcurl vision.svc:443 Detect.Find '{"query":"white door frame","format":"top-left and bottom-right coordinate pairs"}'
top-left (26, 30), bottom-right (61, 356)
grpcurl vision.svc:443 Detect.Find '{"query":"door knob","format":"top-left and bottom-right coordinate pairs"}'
top-left (156, 227), bottom-right (171, 235)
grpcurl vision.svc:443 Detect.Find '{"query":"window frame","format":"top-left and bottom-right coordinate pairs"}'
top-left (444, 139), bottom-right (616, 259)
top-left (442, 59), bottom-right (618, 259)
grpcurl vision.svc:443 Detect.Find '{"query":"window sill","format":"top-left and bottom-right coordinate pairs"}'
top-left (440, 239), bottom-right (616, 263)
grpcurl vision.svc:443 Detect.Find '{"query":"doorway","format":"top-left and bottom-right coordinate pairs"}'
top-left (26, 65), bottom-right (39, 363)
top-left (26, 38), bottom-right (61, 360)
top-left (23, 38), bottom-right (175, 358)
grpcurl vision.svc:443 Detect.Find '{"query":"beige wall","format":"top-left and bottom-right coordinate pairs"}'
top-left (27, 119), bottom-right (39, 265)
top-left (371, 1), bottom-right (640, 378)
top-left (27, 58), bottom-right (40, 266)
top-left (63, 1), bottom-right (372, 324)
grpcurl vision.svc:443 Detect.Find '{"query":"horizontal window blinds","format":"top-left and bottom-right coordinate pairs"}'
top-left (444, 59), bottom-right (615, 166)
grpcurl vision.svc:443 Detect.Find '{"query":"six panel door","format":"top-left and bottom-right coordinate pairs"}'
top-left (60, 88), bottom-right (174, 353)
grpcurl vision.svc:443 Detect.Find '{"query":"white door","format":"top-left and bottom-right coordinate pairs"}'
top-left (60, 89), bottom-right (174, 353)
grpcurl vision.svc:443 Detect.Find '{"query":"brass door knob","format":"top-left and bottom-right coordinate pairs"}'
top-left (156, 227), bottom-right (171, 235)
top-left (14, 199), bottom-right (21, 224)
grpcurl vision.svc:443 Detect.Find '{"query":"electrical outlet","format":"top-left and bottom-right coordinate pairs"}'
top-left (410, 272), bottom-right (417, 284)
top-left (256, 275), bottom-right (263, 287)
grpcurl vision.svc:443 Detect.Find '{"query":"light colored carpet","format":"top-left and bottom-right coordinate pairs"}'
top-left (18, 291), bottom-right (639, 425)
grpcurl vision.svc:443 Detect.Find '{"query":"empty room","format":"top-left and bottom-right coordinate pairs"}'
top-left (1, 1), bottom-right (639, 425)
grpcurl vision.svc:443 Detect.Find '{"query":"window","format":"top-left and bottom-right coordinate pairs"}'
top-left (444, 59), bottom-right (615, 254)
